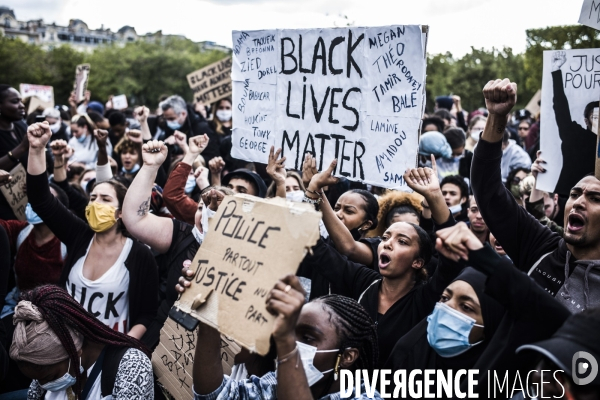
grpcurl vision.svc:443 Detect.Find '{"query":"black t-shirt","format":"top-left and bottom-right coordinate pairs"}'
top-left (0, 121), bottom-right (28, 220)
top-left (142, 219), bottom-right (200, 349)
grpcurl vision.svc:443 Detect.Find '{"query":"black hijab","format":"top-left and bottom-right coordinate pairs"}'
top-left (385, 268), bottom-right (505, 395)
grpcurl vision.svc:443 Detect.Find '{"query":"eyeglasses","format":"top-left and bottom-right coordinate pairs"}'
top-left (512, 177), bottom-right (522, 184)
top-left (518, 127), bottom-right (529, 131)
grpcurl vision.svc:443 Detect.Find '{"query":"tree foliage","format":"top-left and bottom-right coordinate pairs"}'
top-left (523, 25), bottom-right (600, 95)
top-left (0, 25), bottom-right (597, 113)
top-left (0, 36), bottom-right (228, 108)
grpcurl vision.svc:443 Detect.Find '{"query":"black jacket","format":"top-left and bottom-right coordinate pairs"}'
top-left (472, 138), bottom-right (578, 297)
top-left (304, 236), bottom-right (464, 368)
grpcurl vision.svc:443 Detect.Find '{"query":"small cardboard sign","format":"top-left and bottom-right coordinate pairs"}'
top-left (186, 57), bottom-right (232, 104)
top-left (176, 195), bottom-right (321, 355)
top-left (74, 64), bottom-right (91, 103)
top-left (112, 94), bottom-right (128, 110)
top-left (579, 0), bottom-right (600, 31)
top-left (525, 89), bottom-right (541, 117)
top-left (152, 318), bottom-right (240, 400)
top-left (20, 84), bottom-right (55, 114)
top-left (0, 164), bottom-right (27, 221)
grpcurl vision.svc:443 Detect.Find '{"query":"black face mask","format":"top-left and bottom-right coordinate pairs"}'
top-left (350, 227), bottom-right (362, 241)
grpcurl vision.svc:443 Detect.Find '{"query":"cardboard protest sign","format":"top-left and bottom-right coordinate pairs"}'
top-left (74, 64), bottom-right (91, 103)
top-left (579, 0), bottom-right (600, 31)
top-left (230, 26), bottom-right (428, 189)
top-left (112, 94), bottom-right (128, 110)
top-left (537, 49), bottom-right (600, 195)
top-left (187, 57), bottom-right (232, 105)
top-left (525, 89), bottom-right (541, 117)
top-left (152, 318), bottom-right (240, 400)
top-left (20, 84), bottom-right (55, 114)
top-left (0, 164), bottom-right (27, 221)
top-left (175, 195), bottom-right (321, 355)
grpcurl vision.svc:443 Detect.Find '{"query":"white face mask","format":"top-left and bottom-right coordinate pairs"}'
top-left (185, 175), bottom-right (196, 194)
top-left (216, 109), bottom-right (232, 122)
top-left (296, 341), bottom-right (339, 386)
top-left (449, 204), bottom-right (463, 214)
top-left (50, 120), bottom-right (62, 133)
top-left (286, 190), bottom-right (305, 203)
top-left (39, 358), bottom-right (83, 392)
top-left (470, 129), bottom-right (481, 142)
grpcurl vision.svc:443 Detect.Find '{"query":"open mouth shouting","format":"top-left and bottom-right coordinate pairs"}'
top-left (567, 212), bottom-right (586, 234)
top-left (379, 252), bottom-right (391, 269)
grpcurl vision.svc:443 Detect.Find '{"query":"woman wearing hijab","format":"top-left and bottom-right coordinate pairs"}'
top-left (385, 267), bottom-right (504, 398)
top-left (9, 285), bottom-right (153, 399)
top-left (428, 222), bottom-right (572, 396)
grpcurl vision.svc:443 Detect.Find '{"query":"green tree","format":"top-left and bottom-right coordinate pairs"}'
top-left (523, 25), bottom-right (600, 95)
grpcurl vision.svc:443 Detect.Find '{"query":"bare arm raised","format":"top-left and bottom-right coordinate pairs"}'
top-left (122, 140), bottom-right (174, 253)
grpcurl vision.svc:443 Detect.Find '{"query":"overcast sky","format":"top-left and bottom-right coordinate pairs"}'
top-left (6, 0), bottom-right (585, 56)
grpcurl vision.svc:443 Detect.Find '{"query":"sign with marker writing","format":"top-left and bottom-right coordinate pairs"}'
top-left (0, 164), bottom-right (27, 221)
top-left (537, 49), bottom-right (600, 195)
top-left (20, 84), bottom-right (55, 114)
top-left (187, 57), bottom-right (232, 104)
top-left (152, 318), bottom-right (240, 399)
top-left (231, 26), bottom-right (428, 188)
top-left (176, 195), bottom-right (321, 355)
top-left (579, 0), bottom-right (600, 31)
top-left (74, 64), bottom-right (90, 103)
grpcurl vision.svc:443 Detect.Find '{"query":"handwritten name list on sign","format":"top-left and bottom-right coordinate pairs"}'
top-left (231, 26), bottom-right (428, 189)
top-left (0, 164), bottom-right (27, 221)
top-left (187, 57), bottom-right (232, 104)
top-left (176, 195), bottom-right (321, 355)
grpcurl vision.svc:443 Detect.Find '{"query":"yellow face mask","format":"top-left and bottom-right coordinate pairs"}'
top-left (85, 202), bottom-right (118, 233)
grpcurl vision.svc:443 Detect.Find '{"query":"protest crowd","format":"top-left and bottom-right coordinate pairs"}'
top-left (0, 29), bottom-right (599, 400)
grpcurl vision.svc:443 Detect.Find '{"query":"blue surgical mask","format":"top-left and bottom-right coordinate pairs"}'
top-left (166, 120), bottom-right (182, 130)
top-left (427, 302), bottom-right (484, 358)
top-left (184, 175), bottom-right (196, 194)
top-left (76, 134), bottom-right (86, 143)
top-left (25, 203), bottom-right (43, 225)
top-left (121, 164), bottom-right (141, 175)
top-left (39, 358), bottom-right (80, 392)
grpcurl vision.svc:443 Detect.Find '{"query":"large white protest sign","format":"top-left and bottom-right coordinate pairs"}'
top-left (579, 0), bottom-right (600, 31)
top-left (537, 49), bottom-right (600, 195)
top-left (231, 26), bottom-right (428, 189)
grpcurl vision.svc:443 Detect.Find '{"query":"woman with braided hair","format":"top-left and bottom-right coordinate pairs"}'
top-left (9, 285), bottom-right (153, 399)
top-left (192, 275), bottom-right (381, 400)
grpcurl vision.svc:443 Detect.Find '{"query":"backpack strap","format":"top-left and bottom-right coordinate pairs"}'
top-left (16, 224), bottom-right (34, 251)
top-left (101, 346), bottom-right (130, 397)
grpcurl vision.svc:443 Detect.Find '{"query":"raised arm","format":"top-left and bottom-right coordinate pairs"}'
top-left (122, 140), bottom-right (174, 254)
top-left (208, 157), bottom-right (225, 187)
top-left (94, 129), bottom-right (113, 182)
top-left (26, 122), bottom-right (89, 246)
top-left (0, 131), bottom-right (28, 171)
top-left (163, 132), bottom-right (208, 224)
top-left (266, 147), bottom-right (287, 198)
top-left (403, 155), bottom-right (451, 225)
top-left (472, 79), bottom-right (560, 272)
top-left (550, 51), bottom-right (573, 138)
top-left (267, 275), bottom-right (314, 400)
top-left (193, 322), bottom-right (224, 396)
top-left (305, 156), bottom-right (374, 266)
top-left (134, 106), bottom-right (153, 142)
top-left (436, 223), bottom-right (570, 326)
